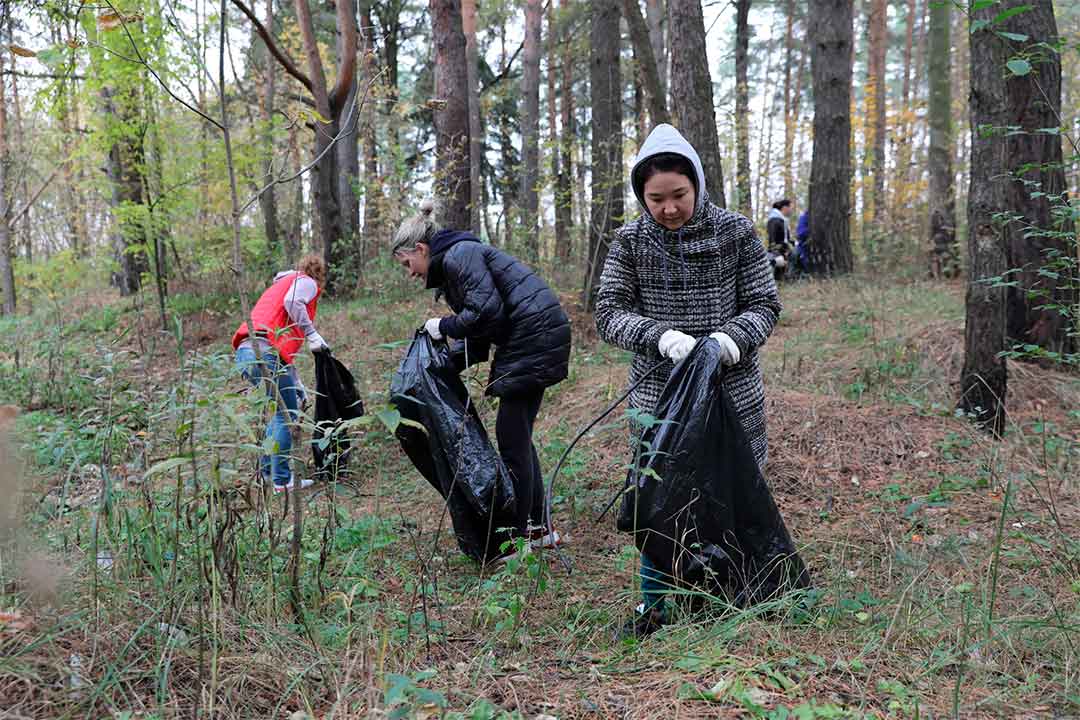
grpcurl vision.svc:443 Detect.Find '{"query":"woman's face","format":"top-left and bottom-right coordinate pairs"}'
top-left (643, 171), bottom-right (696, 230)
top-left (396, 243), bottom-right (430, 281)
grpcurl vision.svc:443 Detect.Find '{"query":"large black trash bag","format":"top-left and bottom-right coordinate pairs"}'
top-left (390, 331), bottom-right (516, 562)
top-left (313, 349), bottom-right (365, 482)
top-left (617, 338), bottom-right (811, 607)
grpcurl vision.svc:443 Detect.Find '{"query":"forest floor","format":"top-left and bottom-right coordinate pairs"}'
top-left (1, 267), bottom-right (1079, 719)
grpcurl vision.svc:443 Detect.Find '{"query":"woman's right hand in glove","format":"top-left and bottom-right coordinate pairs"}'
top-left (658, 330), bottom-right (696, 363)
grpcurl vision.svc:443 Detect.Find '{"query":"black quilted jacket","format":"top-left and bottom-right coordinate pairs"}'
top-left (427, 233), bottom-right (571, 398)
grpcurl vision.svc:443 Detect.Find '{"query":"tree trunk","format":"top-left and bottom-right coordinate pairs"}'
top-left (926, 0), bottom-right (956, 278)
top-left (734, 0), bottom-right (752, 217)
top-left (865, 0), bottom-right (887, 230)
top-left (668, 0), bottom-right (725, 207)
top-left (622, 0), bottom-right (669, 127)
top-left (0, 17), bottom-right (13, 315)
top-left (753, 14), bottom-right (776, 219)
top-left (555, 0), bottom-right (574, 260)
top-left (807, 0), bottom-right (854, 275)
top-left (890, 0), bottom-right (917, 225)
top-left (547, 0), bottom-right (561, 256)
top-left (258, 0), bottom-right (281, 255)
top-left (359, 2), bottom-right (382, 249)
top-left (586, 0), bottom-right (622, 310)
top-left (782, 0), bottom-right (795, 200)
top-left (520, 0), bottom-right (542, 256)
top-left (645, 0), bottom-right (666, 97)
top-left (336, 6), bottom-right (361, 255)
top-left (462, 0), bottom-right (482, 231)
top-left (999, 0), bottom-right (1076, 357)
top-left (431, 0), bottom-right (471, 230)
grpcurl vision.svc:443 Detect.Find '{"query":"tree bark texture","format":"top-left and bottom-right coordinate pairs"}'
top-left (959, 1), bottom-right (1011, 434)
top-left (462, 0), bottom-right (482, 231)
top-left (257, 0), bottom-right (281, 255)
top-left (646, 0), bottom-right (666, 97)
top-left (431, 0), bottom-right (471, 230)
top-left (0, 29), bottom-right (13, 314)
top-left (927, 0), bottom-right (956, 278)
top-left (782, 0), bottom-right (795, 200)
top-left (520, 0), bottom-right (542, 256)
top-left (808, 0), bottom-right (854, 275)
top-left (668, 0), bottom-right (725, 207)
top-left (555, 0), bottom-right (574, 260)
top-left (546, 0), bottom-right (561, 253)
top-left (865, 0), bottom-right (887, 229)
top-left (622, 0), bottom-right (669, 127)
top-left (336, 5), bottom-right (361, 252)
top-left (586, 0), bottom-right (622, 309)
top-left (734, 0), bottom-right (752, 217)
top-left (359, 2), bottom-right (382, 249)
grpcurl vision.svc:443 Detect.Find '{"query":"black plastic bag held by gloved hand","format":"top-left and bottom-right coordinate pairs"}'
top-left (312, 349), bottom-right (365, 482)
top-left (390, 330), bottom-right (516, 562)
top-left (617, 338), bottom-right (811, 607)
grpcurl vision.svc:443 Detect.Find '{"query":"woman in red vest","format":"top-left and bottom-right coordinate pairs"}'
top-left (232, 254), bottom-right (329, 492)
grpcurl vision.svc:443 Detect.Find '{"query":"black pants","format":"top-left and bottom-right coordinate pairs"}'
top-left (496, 389), bottom-right (546, 537)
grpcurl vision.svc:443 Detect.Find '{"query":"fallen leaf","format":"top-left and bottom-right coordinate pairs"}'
top-left (8, 45), bottom-right (36, 58)
top-left (0, 610), bottom-right (31, 631)
top-left (910, 533), bottom-right (924, 544)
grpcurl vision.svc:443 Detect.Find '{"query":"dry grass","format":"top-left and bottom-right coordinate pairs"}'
top-left (1, 272), bottom-right (1077, 718)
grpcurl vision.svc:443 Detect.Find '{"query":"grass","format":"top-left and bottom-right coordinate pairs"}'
top-left (0, 269), bottom-right (1077, 718)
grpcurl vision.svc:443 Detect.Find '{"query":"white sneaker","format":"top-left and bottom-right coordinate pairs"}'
top-left (529, 529), bottom-right (563, 550)
top-left (272, 475), bottom-right (314, 493)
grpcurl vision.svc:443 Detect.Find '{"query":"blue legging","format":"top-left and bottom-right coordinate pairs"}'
top-left (235, 346), bottom-right (301, 485)
top-left (640, 552), bottom-right (669, 614)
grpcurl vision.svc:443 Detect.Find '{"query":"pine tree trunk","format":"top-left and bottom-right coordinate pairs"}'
top-left (998, 0), bottom-right (1076, 357)
top-left (431, 0), bottom-right (471, 230)
top-left (462, 0), bottom-right (482, 231)
top-left (520, 0), bottom-right (542, 256)
top-left (782, 0), bottom-right (795, 200)
top-left (546, 0), bottom-right (560, 256)
top-left (336, 8), bottom-right (361, 256)
top-left (258, 0), bottom-right (281, 255)
top-left (808, 0), bottom-right (854, 275)
top-left (586, 0), bottom-right (622, 309)
top-left (646, 0), bottom-right (666, 97)
top-left (890, 0), bottom-right (917, 227)
top-left (0, 16), bottom-right (13, 315)
top-left (555, 0), bottom-right (574, 260)
top-left (668, 0), bottom-right (725, 207)
top-left (359, 2), bottom-right (381, 249)
top-left (866, 0), bottom-right (887, 229)
top-left (926, 0), bottom-right (956, 278)
top-left (959, 1), bottom-right (1011, 434)
top-left (622, 0), bottom-right (669, 126)
top-left (734, 0), bottom-right (752, 217)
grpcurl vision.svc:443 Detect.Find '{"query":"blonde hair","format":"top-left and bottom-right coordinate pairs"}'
top-left (297, 253), bottom-right (327, 287)
top-left (391, 198), bottom-right (441, 256)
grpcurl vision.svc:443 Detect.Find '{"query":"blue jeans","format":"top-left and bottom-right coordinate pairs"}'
top-left (235, 346), bottom-right (301, 485)
top-left (640, 552), bottom-right (669, 615)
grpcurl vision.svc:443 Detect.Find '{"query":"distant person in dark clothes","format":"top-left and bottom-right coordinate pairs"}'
top-left (391, 199), bottom-right (571, 556)
top-left (232, 254), bottom-right (329, 493)
top-left (766, 199), bottom-right (795, 280)
top-left (596, 124), bottom-right (781, 638)
top-left (794, 209), bottom-right (811, 274)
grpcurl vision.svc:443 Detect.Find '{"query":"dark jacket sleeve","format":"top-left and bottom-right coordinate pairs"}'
top-left (718, 224), bottom-right (782, 357)
top-left (595, 227), bottom-right (674, 355)
top-left (766, 217), bottom-right (787, 252)
top-left (438, 245), bottom-right (505, 340)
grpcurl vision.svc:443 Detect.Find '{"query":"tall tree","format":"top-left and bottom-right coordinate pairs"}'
top-left (232, 0), bottom-right (357, 283)
top-left (520, 0), bottom-right (542, 255)
top-left (359, 1), bottom-right (382, 247)
top-left (734, 0), bottom-right (752, 217)
top-left (336, 5), bottom-right (361, 252)
top-left (890, 0), bottom-right (919, 224)
top-left (646, 0), bottom-right (666, 96)
top-left (546, 0), bottom-right (561, 253)
top-left (255, 0), bottom-right (281, 254)
top-left (462, 0), bottom-right (482, 231)
top-left (554, 0), bottom-right (575, 260)
top-left (997, 0), bottom-right (1075, 357)
top-left (586, 0), bottom-right (622, 309)
top-left (782, 0), bottom-right (796, 199)
top-left (430, 0), bottom-right (471, 229)
top-left (807, 0), bottom-right (854, 274)
top-left (622, 0), bottom-right (669, 127)
top-left (959, 0), bottom-right (1009, 433)
top-left (864, 0), bottom-right (887, 229)
top-left (668, 0), bottom-right (725, 207)
top-left (926, 0), bottom-right (956, 278)
top-left (0, 9), bottom-right (13, 314)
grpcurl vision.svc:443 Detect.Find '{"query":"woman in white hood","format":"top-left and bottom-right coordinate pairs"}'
top-left (595, 124), bottom-right (782, 637)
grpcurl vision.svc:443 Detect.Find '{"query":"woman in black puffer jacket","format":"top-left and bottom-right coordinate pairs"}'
top-left (392, 200), bottom-right (571, 549)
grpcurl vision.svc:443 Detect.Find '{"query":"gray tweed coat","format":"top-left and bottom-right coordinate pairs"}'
top-left (595, 124), bottom-right (781, 469)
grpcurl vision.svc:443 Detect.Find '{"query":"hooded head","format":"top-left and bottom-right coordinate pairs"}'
top-left (631, 124), bottom-right (708, 229)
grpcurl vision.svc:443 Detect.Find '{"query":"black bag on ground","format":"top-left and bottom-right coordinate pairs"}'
top-left (313, 349), bottom-right (365, 481)
top-left (617, 338), bottom-right (811, 607)
top-left (390, 331), bottom-right (516, 562)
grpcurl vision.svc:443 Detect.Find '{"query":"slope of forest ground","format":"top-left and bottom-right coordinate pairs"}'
top-left (1, 267), bottom-right (1078, 719)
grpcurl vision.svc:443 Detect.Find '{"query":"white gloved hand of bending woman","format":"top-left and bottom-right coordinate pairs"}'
top-left (424, 317), bottom-right (444, 340)
top-left (658, 329), bottom-right (696, 363)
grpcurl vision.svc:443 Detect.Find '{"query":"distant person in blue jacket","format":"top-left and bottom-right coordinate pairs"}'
top-left (794, 209), bottom-right (811, 274)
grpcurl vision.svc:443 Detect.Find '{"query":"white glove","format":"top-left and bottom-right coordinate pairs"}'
top-left (424, 317), bottom-right (444, 340)
top-left (307, 331), bottom-right (329, 353)
top-left (709, 332), bottom-right (741, 366)
top-left (658, 329), bottom-right (696, 363)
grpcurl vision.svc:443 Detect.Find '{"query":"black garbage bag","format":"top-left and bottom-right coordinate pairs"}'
top-left (617, 338), bottom-right (811, 607)
top-left (313, 349), bottom-right (365, 481)
top-left (390, 331), bottom-right (516, 562)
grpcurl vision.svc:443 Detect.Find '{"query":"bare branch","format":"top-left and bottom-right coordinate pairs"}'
top-left (9, 160), bottom-right (69, 228)
top-left (231, 0), bottom-right (314, 95)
